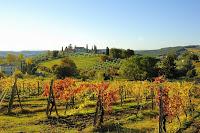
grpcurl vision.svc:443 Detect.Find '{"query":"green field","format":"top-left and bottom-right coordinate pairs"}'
top-left (40, 55), bottom-right (100, 70)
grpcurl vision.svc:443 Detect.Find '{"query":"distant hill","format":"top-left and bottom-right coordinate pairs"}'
top-left (0, 51), bottom-right (47, 57)
top-left (1, 45), bottom-right (200, 57)
top-left (135, 45), bottom-right (200, 56)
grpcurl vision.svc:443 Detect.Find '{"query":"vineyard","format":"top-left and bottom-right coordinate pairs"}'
top-left (0, 76), bottom-right (200, 132)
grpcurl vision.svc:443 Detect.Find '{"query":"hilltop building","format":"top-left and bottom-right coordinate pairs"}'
top-left (63, 44), bottom-right (106, 54)
top-left (97, 49), bottom-right (106, 54)
top-left (74, 46), bottom-right (87, 53)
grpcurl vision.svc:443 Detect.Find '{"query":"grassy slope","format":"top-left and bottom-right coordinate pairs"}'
top-left (187, 48), bottom-right (200, 55)
top-left (187, 48), bottom-right (200, 75)
top-left (40, 55), bottom-right (100, 70)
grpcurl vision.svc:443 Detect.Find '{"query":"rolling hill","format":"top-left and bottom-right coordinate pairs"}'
top-left (0, 51), bottom-right (47, 57)
top-left (135, 45), bottom-right (200, 56)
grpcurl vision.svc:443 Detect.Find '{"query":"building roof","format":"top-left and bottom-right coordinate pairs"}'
top-left (75, 47), bottom-right (85, 49)
top-left (98, 49), bottom-right (106, 51)
top-left (0, 64), bottom-right (15, 67)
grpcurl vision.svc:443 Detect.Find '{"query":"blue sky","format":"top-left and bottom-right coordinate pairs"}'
top-left (0, 0), bottom-right (200, 51)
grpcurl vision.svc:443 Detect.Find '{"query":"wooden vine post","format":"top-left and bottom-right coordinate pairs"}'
top-left (37, 81), bottom-right (40, 96)
top-left (7, 77), bottom-right (23, 114)
top-left (93, 89), bottom-right (105, 127)
top-left (150, 87), bottom-right (155, 110)
top-left (159, 86), bottom-right (164, 133)
top-left (119, 86), bottom-right (124, 106)
top-left (46, 80), bottom-right (59, 118)
top-left (94, 90), bottom-right (100, 126)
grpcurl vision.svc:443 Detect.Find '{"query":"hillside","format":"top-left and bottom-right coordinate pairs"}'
top-left (0, 51), bottom-right (47, 57)
top-left (39, 55), bottom-right (100, 70)
top-left (135, 45), bottom-right (200, 56)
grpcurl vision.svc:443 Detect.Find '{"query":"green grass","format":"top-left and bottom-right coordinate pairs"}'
top-left (39, 55), bottom-right (100, 70)
top-left (123, 119), bottom-right (158, 132)
top-left (40, 58), bottom-right (61, 68)
top-left (0, 113), bottom-right (77, 133)
top-left (1, 94), bottom-right (199, 132)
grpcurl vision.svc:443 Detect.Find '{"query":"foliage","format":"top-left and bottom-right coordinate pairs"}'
top-left (1, 74), bottom-right (200, 132)
top-left (100, 55), bottom-right (110, 62)
top-left (178, 55), bottom-right (196, 78)
top-left (110, 48), bottom-right (123, 59)
top-left (161, 53), bottom-right (177, 79)
top-left (106, 47), bottom-right (109, 56)
top-left (181, 51), bottom-right (199, 61)
top-left (54, 57), bottom-right (77, 79)
top-left (0, 72), bottom-right (4, 79)
top-left (186, 69), bottom-right (196, 78)
top-left (94, 45), bottom-right (97, 54)
top-left (13, 70), bottom-right (23, 79)
top-left (6, 53), bottom-right (17, 64)
top-left (52, 50), bottom-right (59, 58)
top-left (110, 48), bottom-right (134, 59)
top-left (23, 58), bottom-right (37, 75)
top-left (18, 54), bottom-right (24, 61)
top-left (119, 55), bottom-right (158, 80)
top-left (122, 49), bottom-right (135, 58)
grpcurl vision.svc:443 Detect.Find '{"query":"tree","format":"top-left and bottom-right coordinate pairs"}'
top-left (192, 54), bottom-right (199, 61)
top-left (94, 45), bottom-right (97, 54)
top-left (6, 54), bottom-right (17, 64)
top-left (186, 69), bottom-right (196, 78)
top-left (25, 58), bottom-right (33, 65)
top-left (0, 57), bottom-right (4, 64)
top-left (54, 57), bottom-right (78, 79)
top-left (0, 72), bottom-right (4, 79)
top-left (110, 48), bottom-right (123, 59)
top-left (161, 53), bottom-right (177, 79)
top-left (106, 47), bottom-right (109, 56)
top-left (18, 54), bottom-right (24, 72)
top-left (18, 54), bottom-right (24, 61)
top-left (47, 50), bottom-right (51, 57)
top-left (181, 57), bottom-right (196, 78)
top-left (52, 50), bottom-right (59, 58)
top-left (65, 46), bottom-right (68, 51)
top-left (86, 44), bottom-right (88, 52)
top-left (123, 49), bottom-right (135, 58)
top-left (13, 70), bottom-right (23, 79)
top-left (182, 51), bottom-right (199, 61)
top-left (25, 58), bottom-right (37, 75)
top-left (119, 55), bottom-right (158, 80)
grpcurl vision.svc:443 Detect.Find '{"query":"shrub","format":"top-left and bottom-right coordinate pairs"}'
top-left (54, 57), bottom-right (78, 79)
top-left (186, 69), bottom-right (196, 78)
top-left (119, 55), bottom-right (158, 80)
top-left (13, 70), bottom-right (23, 78)
top-left (0, 72), bottom-right (4, 79)
top-left (100, 55), bottom-right (110, 62)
